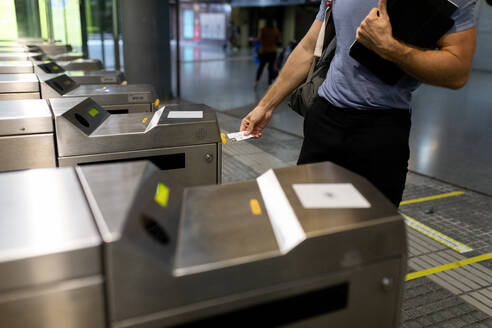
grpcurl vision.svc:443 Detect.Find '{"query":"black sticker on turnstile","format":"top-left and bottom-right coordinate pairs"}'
top-left (45, 74), bottom-right (78, 95)
top-left (63, 97), bottom-right (110, 135)
top-left (38, 61), bottom-right (66, 73)
top-left (31, 54), bottom-right (47, 61)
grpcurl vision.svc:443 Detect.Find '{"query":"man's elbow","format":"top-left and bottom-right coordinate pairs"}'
top-left (447, 74), bottom-right (469, 90)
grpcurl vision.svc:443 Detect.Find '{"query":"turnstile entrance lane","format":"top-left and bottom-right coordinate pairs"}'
top-left (39, 71), bottom-right (125, 85)
top-left (0, 61), bottom-right (34, 74)
top-left (0, 74), bottom-right (39, 100)
top-left (77, 160), bottom-right (406, 327)
top-left (42, 75), bottom-right (156, 113)
top-left (33, 59), bottom-right (104, 72)
top-left (0, 52), bottom-right (42, 61)
top-left (50, 97), bottom-right (221, 185)
top-left (0, 99), bottom-right (56, 171)
top-left (0, 167), bottom-right (105, 328)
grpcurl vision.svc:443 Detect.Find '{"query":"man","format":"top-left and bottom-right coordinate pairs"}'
top-left (240, 0), bottom-right (476, 206)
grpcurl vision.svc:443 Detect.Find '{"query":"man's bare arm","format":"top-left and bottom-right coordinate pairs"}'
top-left (240, 19), bottom-right (323, 137)
top-left (357, 0), bottom-right (476, 90)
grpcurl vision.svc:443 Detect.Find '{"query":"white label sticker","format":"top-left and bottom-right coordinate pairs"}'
top-left (101, 76), bottom-right (117, 83)
top-left (167, 111), bottom-right (203, 119)
top-left (293, 183), bottom-right (371, 208)
top-left (257, 169), bottom-right (306, 253)
top-left (226, 131), bottom-right (253, 142)
top-left (128, 94), bottom-right (149, 103)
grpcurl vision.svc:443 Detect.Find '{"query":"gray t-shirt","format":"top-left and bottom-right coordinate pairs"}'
top-left (316, 0), bottom-right (476, 110)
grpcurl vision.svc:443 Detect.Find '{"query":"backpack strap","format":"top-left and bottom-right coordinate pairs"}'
top-left (314, 1), bottom-right (333, 58)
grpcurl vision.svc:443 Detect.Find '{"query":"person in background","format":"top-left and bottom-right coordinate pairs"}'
top-left (255, 18), bottom-right (282, 90)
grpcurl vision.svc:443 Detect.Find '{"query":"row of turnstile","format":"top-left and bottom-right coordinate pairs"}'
top-left (0, 38), bottom-right (407, 327)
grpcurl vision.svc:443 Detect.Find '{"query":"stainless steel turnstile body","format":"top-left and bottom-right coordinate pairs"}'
top-left (0, 168), bottom-right (105, 328)
top-left (0, 61), bottom-right (34, 74)
top-left (0, 46), bottom-right (28, 53)
top-left (0, 99), bottom-right (56, 171)
top-left (50, 97), bottom-right (221, 185)
top-left (27, 43), bottom-right (72, 55)
top-left (86, 160), bottom-right (406, 327)
top-left (58, 59), bottom-right (104, 71)
top-left (0, 161), bottom-right (407, 327)
top-left (48, 52), bottom-right (84, 61)
top-left (39, 70), bottom-right (125, 85)
top-left (41, 74), bottom-right (156, 113)
top-left (0, 52), bottom-right (42, 61)
top-left (0, 73), bottom-right (39, 100)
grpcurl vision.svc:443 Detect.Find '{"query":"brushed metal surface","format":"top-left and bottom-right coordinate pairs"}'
top-left (67, 70), bottom-right (125, 85)
top-left (49, 52), bottom-right (84, 61)
top-left (0, 92), bottom-right (40, 100)
top-left (0, 53), bottom-right (30, 61)
top-left (175, 161), bottom-right (399, 275)
top-left (0, 74), bottom-right (40, 93)
top-left (0, 168), bottom-right (101, 290)
top-left (63, 143), bottom-right (218, 184)
top-left (0, 99), bottom-right (53, 135)
top-left (0, 61), bottom-right (34, 73)
top-left (36, 44), bottom-right (71, 55)
top-left (59, 59), bottom-right (104, 71)
top-left (0, 275), bottom-right (105, 328)
top-left (98, 161), bottom-right (406, 326)
top-left (0, 46), bottom-right (28, 53)
top-left (65, 84), bottom-right (156, 105)
top-left (50, 98), bottom-right (220, 156)
top-left (0, 134), bottom-right (56, 171)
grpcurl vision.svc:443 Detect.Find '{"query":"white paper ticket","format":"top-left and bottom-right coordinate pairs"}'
top-left (226, 131), bottom-right (253, 142)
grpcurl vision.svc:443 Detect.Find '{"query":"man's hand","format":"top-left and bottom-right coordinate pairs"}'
top-left (356, 0), bottom-right (399, 60)
top-left (240, 106), bottom-right (273, 138)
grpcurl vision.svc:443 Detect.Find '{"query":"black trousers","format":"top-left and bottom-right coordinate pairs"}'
top-left (297, 96), bottom-right (412, 207)
top-left (256, 52), bottom-right (277, 84)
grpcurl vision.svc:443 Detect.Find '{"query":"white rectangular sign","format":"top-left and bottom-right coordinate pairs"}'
top-left (293, 183), bottom-right (371, 208)
top-left (167, 111), bottom-right (203, 119)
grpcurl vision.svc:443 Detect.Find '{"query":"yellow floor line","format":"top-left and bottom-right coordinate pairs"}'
top-left (400, 191), bottom-right (464, 205)
top-left (401, 213), bottom-right (473, 253)
top-left (406, 252), bottom-right (492, 281)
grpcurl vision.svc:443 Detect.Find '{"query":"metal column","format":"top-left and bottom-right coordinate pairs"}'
top-left (120, 0), bottom-right (173, 99)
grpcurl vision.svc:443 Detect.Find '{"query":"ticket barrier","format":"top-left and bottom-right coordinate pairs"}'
top-left (40, 74), bottom-right (155, 113)
top-left (0, 61), bottom-right (125, 85)
top-left (0, 61), bottom-right (34, 74)
top-left (34, 59), bottom-right (104, 72)
top-left (0, 52), bottom-right (43, 61)
top-left (39, 71), bottom-right (125, 85)
top-left (0, 74), bottom-right (40, 100)
top-left (0, 73), bottom-right (155, 112)
top-left (0, 98), bottom-right (221, 186)
top-left (0, 160), bottom-right (407, 327)
top-left (0, 99), bottom-right (56, 171)
top-left (50, 97), bottom-right (221, 185)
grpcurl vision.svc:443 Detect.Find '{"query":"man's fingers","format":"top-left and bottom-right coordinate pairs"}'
top-left (240, 118), bottom-right (249, 132)
top-left (246, 120), bottom-right (256, 135)
top-left (378, 0), bottom-right (387, 15)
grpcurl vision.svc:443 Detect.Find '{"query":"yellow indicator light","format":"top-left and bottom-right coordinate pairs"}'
top-left (250, 199), bottom-right (262, 215)
top-left (53, 65), bottom-right (59, 70)
top-left (220, 133), bottom-right (227, 145)
top-left (142, 117), bottom-right (148, 124)
top-left (154, 182), bottom-right (170, 208)
top-left (154, 99), bottom-right (160, 108)
top-left (121, 81), bottom-right (128, 85)
top-left (88, 108), bottom-right (99, 117)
